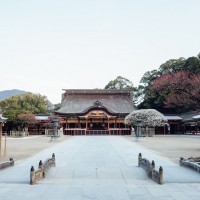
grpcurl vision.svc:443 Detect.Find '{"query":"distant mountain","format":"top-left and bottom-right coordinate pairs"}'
top-left (0, 89), bottom-right (28, 101)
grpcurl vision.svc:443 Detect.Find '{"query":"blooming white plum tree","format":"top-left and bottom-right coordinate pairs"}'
top-left (125, 109), bottom-right (166, 127)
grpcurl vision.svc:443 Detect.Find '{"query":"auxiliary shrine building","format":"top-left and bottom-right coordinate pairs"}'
top-left (56, 89), bottom-right (134, 135)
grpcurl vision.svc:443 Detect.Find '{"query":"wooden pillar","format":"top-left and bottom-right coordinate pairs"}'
top-left (66, 119), bottom-right (68, 128)
top-left (108, 118), bottom-right (110, 135)
top-left (78, 118), bottom-right (80, 128)
top-left (4, 132), bottom-right (7, 157)
top-left (114, 118), bottom-right (117, 128)
top-left (37, 124), bottom-right (40, 134)
top-left (0, 123), bottom-right (2, 157)
top-left (86, 118), bottom-right (88, 130)
top-left (107, 118), bottom-right (110, 129)
top-left (164, 125), bottom-right (166, 135)
top-left (195, 122), bottom-right (197, 134)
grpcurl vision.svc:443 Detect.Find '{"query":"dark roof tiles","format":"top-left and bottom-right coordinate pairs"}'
top-left (56, 90), bottom-right (134, 114)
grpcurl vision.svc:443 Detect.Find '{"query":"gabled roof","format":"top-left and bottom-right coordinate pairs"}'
top-left (0, 114), bottom-right (7, 122)
top-left (163, 112), bottom-right (200, 122)
top-left (35, 116), bottom-right (49, 121)
top-left (193, 115), bottom-right (200, 119)
top-left (164, 115), bottom-right (182, 120)
top-left (56, 89), bottom-right (134, 115)
top-left (180, 112), bottom-right (200, 122)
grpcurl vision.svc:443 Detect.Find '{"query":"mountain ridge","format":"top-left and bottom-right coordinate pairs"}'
top-left (0, 89), bottom-right (28, 101)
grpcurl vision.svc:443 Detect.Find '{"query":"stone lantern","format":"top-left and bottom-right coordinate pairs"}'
top-left (135, 117), bottom-right (142, 138)
top-left (52, 118), bottom-right (59, 138)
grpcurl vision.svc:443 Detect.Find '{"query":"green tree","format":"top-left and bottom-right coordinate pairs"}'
top-left (159, 57), bottom-right (186, 74)
top-left (53, 103), bottom-right (61, 111)
top-left (105, 76), bottom-right (135, 90)
top-left (0, 93), bottom-right (51, 122)
top-left (105, 76), bottom-right (138, 104)
top-left (136, 70), bottom-right (160, 106)
top-left (183, 56), bottom-right (200, 74)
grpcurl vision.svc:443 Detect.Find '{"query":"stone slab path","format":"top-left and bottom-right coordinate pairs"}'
top-left (0, 136), bottom-right (200, 200)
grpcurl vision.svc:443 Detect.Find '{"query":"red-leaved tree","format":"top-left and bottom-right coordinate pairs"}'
top-left (150, 71), bottom-right (200, 111)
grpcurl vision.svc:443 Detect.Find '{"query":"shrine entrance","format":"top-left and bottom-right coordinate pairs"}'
top-left (57, 89), bottom-right (134, 136)
top-left (64, 109), bottom-right (131, 135)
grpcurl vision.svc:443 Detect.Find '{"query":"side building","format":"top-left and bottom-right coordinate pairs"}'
top-left (55, 89), bottom-right (135, 135)
top-left (156, 112), bottom-right (200, 135)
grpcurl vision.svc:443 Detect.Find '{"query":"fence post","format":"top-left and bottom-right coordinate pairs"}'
top-left (179, 157), bottom-right (184, 166)
top-left (38, 160), bottom-right (43, 169)
top-left (149, 160), bottom-right (155, 178)
top-left (52, 153), bottom-right (56, 166)
top-left (30, 166), bottom-right (35, 185)
top-left (10, 157), bottom-right (14, 166)
top-left (151, 160), bottom-right (155, 169)
top-left (38, 160), bottom-right (45, 178)
top-left (159, 166), bottom-right (163, 184)
top-left (138, 153), bottom-right (142, 166)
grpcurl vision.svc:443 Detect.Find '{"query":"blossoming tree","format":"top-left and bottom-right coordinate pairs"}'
top-left (125, 109), bottom-right (166, 136)
top-left (150, 71), bottom-right (200, 111)
top-left (17, 113), bottom-right (37, 132)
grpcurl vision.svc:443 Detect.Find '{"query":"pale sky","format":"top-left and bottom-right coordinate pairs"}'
top-left (0, 0), bottom-right (200, 104)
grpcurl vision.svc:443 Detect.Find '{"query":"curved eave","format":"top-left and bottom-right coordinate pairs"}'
top-left (81, 105), bottom-right (116, 116)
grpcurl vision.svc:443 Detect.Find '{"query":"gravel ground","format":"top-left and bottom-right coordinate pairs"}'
top-left (0, 134), bottom-right (72, 162)
top-left (123, 135), bottom-right (200, 164)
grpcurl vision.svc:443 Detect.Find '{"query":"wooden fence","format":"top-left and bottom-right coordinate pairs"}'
top-left (141, 127), bottom-right (155, 137)
top-left (30, 153), bottom-right (56, 185)
top-left (10, 131), bottom-right (29, 137)
top-left (138, 153), bottom-right (163, 184)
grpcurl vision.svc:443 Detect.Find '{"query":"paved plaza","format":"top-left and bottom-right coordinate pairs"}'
top-left (0, 136), bottom-right (200, 199)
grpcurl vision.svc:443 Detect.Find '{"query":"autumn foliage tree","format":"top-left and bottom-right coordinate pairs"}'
top-left (138, 53), bottom-right (200, 112)
top-left (150, 71), bottom-right (200, 111)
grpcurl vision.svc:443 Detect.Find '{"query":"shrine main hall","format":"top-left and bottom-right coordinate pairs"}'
top-left (56, 89), bottom-right (134, 135)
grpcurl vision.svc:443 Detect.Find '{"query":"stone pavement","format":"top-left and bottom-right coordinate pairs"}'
top-left (0, 136), bottom-right (200, 200)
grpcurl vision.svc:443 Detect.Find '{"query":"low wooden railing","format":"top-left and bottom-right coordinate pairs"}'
top-left (65, 129), bottom-right (86, 135)
top-left (65, 128), bottom-right (131, 135)
top-left (138, 153), bottom-right (163, 184)
top-left (45, 129), bottom-right (54, 136)
top-left (109, 128), bottom-right (131, 135)
top-left (141, 127), bottom-right (155, 137)
top-left (86, 130), bottom-right (109, 135)
top-left (180, 157), bottom-right (200, 173)
top-left (0, 158), bottom-right (14, 170)
top-left (30, 153), bottom-right (56, 185)
top-left (10, 131), bottom-right (29, 137)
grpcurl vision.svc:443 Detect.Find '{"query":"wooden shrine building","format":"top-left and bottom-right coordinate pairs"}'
top-left (55, 89), bottom-right (134, 135)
